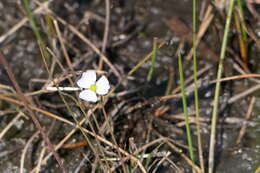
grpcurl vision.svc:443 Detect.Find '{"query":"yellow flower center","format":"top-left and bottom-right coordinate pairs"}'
top-left (89, 84), bottom-right (97, 92)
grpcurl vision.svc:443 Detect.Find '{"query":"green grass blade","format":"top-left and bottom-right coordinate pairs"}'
top-left (22, 0), bottom-right (51, 65)
top-left (147, 38), bottom-right (158, 82)
top-left (178, 52), bottom-right (195, 165)
top-left (208, 1), bottom-right (235, 173)
top-left (193, 0), bottom-right (205, 172)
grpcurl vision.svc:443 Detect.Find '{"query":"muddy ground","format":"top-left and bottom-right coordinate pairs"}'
top-left (0, 0), bottom-right (260, 173)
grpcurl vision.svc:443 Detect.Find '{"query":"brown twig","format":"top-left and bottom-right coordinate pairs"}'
top-left (228, 84), bottom-right (260, 104)
top-left (0, 1), bottom-right (50, 44)
top-left (99, 0), bottom-right (110, 70)
top-left (0, 51), bottom-right (67, 173)
top-left (20, 131), bottom-right (40, 173)
top-left (31, 115), bottom-right (148, 173)
top-left (187, 4), bottom-right (214, 62)
top-left (236, 97), bottom-right (256, 144)
top-left (0, 94), bottom-right (75, 126)
top-left (0, 111), bottom-right (26, 140)
top-left (53, 20), bottom-right (76, 82)
top-left (33, 0), bottom-right (121, 79)
top-left (165, 17), bottom-right (219, 62)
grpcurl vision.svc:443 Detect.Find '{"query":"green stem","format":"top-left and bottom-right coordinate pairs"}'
top-left (147, 38), bottom-right (158, 82)
top-left (178, 52), bottom-right (195, 165)
top-left (208, 1), bottom-right (235, 173)
top-left (192, 0), bottom-right (205, 172)
top-left (22, 0), bottom-right (50, 66)
top-left (237, 0), bottom-right (247, 41)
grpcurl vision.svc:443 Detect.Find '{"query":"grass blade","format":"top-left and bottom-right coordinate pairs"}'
top-left (208, 1), bottom-right (235, 173)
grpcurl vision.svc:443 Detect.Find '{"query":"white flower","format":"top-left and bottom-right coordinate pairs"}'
top-left (77, 71), bottom-right (110, 103)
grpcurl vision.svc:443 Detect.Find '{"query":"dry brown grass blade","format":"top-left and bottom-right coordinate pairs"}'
top-left (0, 111), bottom-right (27, 140)
top-left (0, 109), bottom-right (17, 116)
top-left (234, 11), bottom-right (248, 65)
top-left (62, 141), bottom-right (88, 149)
top-left (98, 0), bottom-right (110, 70)
top-left (236, 96), bottom-right (256, 144)
top-left (161, 73), bottom-right (260, 101)
top-left (35, 145), bottom-right (47, 173)
top-left (128, 41), bottom-right (166, 76)
top-left (246, 0), bottom-right (260, 19)
top-left (110, 137), bottom-right (165, 172)
top-left (0, 52), bottom-right (67, 173)
top-left (4, 0), bottom-right (118, 82)
top-left (33, 0), bottom-right (121, 79)
top-left (0, 94), bottom-right (75, 126)
top-left (165, 140), bottom-right (202, 173)
top-left (20, 131), bottom-right (40, 173)
top-left (111, 136), bottom-right (201, 173)
top-left (170, 65), bottom-right (211, 95)
top-left (228, 84), bottom-right (260, 103)
top-left (210, 73), bottom-right (260, 83)
top-left (187, 4), bottom-right (214, 61)
top-left (53, 20), bottom-right (76, 81)
top-left (29, 111), bottom-right (147, 173)
top-left (233, 62), bottom-right (260, 84)
top-left (165, 17), bottom-right (219, 62)
top-left (0, 1), bottom-right (50, 44)
top-left (170, 113), bottom-right (248, 126)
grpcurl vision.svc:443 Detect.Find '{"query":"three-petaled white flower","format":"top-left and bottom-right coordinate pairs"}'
top-left (77, 71), bottom-right (110, 103)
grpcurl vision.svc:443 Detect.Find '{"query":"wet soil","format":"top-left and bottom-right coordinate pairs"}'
top-left (0, 0), bottom-right (260, 172)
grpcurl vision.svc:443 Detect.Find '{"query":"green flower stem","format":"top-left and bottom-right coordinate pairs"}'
top-left (208, 0), bottom-right (235, 173)
top-left (147, 38), bottom-right (158, 82)
top-left (22, 0), bottom-right (51, 70)
top-left (193, 0), bottom-right (205, 172)
top-left (178, 52), bottom-right (195, 165)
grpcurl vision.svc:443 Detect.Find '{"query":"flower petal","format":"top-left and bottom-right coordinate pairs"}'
top-left (77, 71), bottom-right (96, 88)
top-left (79, 90), bottom-right (98, 102)
top-left (96, 75), bottom-right (110, 95)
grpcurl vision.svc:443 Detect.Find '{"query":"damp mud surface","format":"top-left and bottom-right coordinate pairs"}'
top-left (0, 0), bottom-right (260, 172)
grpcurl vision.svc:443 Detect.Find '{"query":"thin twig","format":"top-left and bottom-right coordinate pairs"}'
top-left (53, 20), bottom-right (76, 86)
top-left (0, 112), bottom-right (25, 140)
top-left (20, 131), bottom-right (40, 173)
top-left (35, 146), bottom-right (47, 173)
top-left (0, 52), bottom-right (67, 173)
top-left (236, 97), bottom-right (256, 144)
top-left (0, 1), bottom-right (51, 43)
top-left (29, 105), bottom-right (147, 173)
top-left (99, 0), bottom-right (110, 69)
top-left (228, 84), bottom-right (260, 104)
top-left (0, 94), bottom-right (75, 126)
top-left (33, 0), bottom-right (121, 79)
